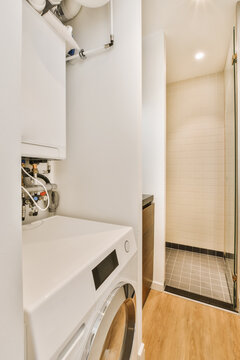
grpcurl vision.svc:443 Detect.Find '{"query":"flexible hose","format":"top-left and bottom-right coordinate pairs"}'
top-left (29, 172), bottom-right (50, 184)
top-left (21, 166), bottom-right (50, 212)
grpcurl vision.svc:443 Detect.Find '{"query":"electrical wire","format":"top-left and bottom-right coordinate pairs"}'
top-left (21, 166), bottom-right (50, 212)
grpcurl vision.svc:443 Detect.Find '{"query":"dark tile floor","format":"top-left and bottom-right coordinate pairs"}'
top-left (165, 248), bottom-right (231, 303)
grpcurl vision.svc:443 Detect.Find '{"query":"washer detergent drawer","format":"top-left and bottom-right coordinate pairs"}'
top-left (83, 283), bottom-right (136, 360)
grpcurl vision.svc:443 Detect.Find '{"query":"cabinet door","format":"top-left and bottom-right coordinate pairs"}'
top-left (22, 1), bottom-right (66, 159)
top-left (142, 203), bottom-right (154, 307)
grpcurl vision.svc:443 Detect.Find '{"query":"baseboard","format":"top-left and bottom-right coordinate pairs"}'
top-left (138, 343), bottom-right (145, 360)
top-left (166, 242), bottom-right (226, 257)
top-left (151, 281), bottom-right (164, 292)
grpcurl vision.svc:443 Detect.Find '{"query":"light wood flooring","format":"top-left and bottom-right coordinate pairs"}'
top-left (142, 290), bottom-right (240, 360)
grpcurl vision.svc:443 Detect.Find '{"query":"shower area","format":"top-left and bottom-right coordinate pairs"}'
top-left (165, 25), bottom-right (238, 311)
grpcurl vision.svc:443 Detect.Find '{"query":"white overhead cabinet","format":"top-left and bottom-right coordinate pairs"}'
top-left (22, 1), bottom-right (66, 159)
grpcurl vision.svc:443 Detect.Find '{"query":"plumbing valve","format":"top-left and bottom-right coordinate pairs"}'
top-left (33, 195), bottom-right (39, 202)
top-left (29, 206), bottom-right (38, 217)
top-left (32, 164), bottom-right (38, 178)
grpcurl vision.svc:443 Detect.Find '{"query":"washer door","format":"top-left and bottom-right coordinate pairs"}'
top-left (83, 283), bottom-right (136, 360)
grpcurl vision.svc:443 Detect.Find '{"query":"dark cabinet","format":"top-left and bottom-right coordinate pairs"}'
top-left (142, 201), bottom-right (154, 307)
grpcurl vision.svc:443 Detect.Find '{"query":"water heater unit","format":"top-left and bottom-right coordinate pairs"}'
top-left (28, 0), bottom-right (110, 21)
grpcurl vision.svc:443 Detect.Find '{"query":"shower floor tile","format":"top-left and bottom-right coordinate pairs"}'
top-left (165, 248), bottom-right (231, 304)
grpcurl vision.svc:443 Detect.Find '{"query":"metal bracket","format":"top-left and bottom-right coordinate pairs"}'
top-left (232, 53), bottom-right (237, 65)
top-left (41, 0), bottom-right (60, 16)
top-left (79, 49), bottom-right (87, 60)
top-left (104, 34), bottom-right (114, 49)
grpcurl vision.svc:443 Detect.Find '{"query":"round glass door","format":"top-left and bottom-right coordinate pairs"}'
top-left (83, 283), bottom-right (136, 360)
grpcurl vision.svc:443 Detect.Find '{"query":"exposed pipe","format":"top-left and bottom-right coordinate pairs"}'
top-left (53, 0), bottom-right (110, 23)
top-left (23, 183), bottom-right (57, 193)
top-left (49, 191), bottom-right (60, 212)
top-left (21, 166), bottom-right (50, 212)
top-left (42, 0), bottom-right (61, 16)
top-left (78, 0), bottom-right (109, 7)
top-left (27, 0), bottom-right (46, 13)
top-left (110, 0), bottom-right (113, 37)
top-left (53, 0), bottom-right (82, 22)
top-left (66, 0), bottom-right (114, 62)
top-left (29, 172), bottom-right (51, 184)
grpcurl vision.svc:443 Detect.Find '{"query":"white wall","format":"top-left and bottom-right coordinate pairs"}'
top-left (167, 73), bottom-right (225, 251)
top-left (55, 0), bottom-right (142, 348)
top-left (0, 1), bottom-right (24, 359)
top-left (142, 31), bottom-right (166, 291)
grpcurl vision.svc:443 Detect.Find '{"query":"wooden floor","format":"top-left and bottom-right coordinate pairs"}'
top-left (142, 290), bottom-right (240, 360)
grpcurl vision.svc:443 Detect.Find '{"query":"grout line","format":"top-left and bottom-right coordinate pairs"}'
top-left (165, 247), bottom-right (233, 304)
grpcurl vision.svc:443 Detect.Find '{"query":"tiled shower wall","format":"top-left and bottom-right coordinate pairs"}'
top-left (167, 73), bottom-right (225, 251)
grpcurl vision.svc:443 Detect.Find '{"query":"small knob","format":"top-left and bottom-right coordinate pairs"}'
top-left (124, 240), bottom-right (130, 253)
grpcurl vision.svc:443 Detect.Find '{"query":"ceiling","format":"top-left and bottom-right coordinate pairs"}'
top-left (142, 0), bottom-right (236, 83)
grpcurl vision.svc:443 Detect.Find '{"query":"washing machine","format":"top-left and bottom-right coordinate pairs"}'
top-left (22, 215), bottom-right (139, 360)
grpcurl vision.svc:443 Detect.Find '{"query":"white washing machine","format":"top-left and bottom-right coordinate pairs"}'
top-left (22, 216), bottom-right (139, 360)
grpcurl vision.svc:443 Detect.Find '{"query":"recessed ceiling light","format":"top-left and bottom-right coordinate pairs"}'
top-left (195, 52), bottom-right (205, 60)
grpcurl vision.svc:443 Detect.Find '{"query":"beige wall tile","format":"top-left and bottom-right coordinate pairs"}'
top-left (167, 73), bottom-right (224, 251)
